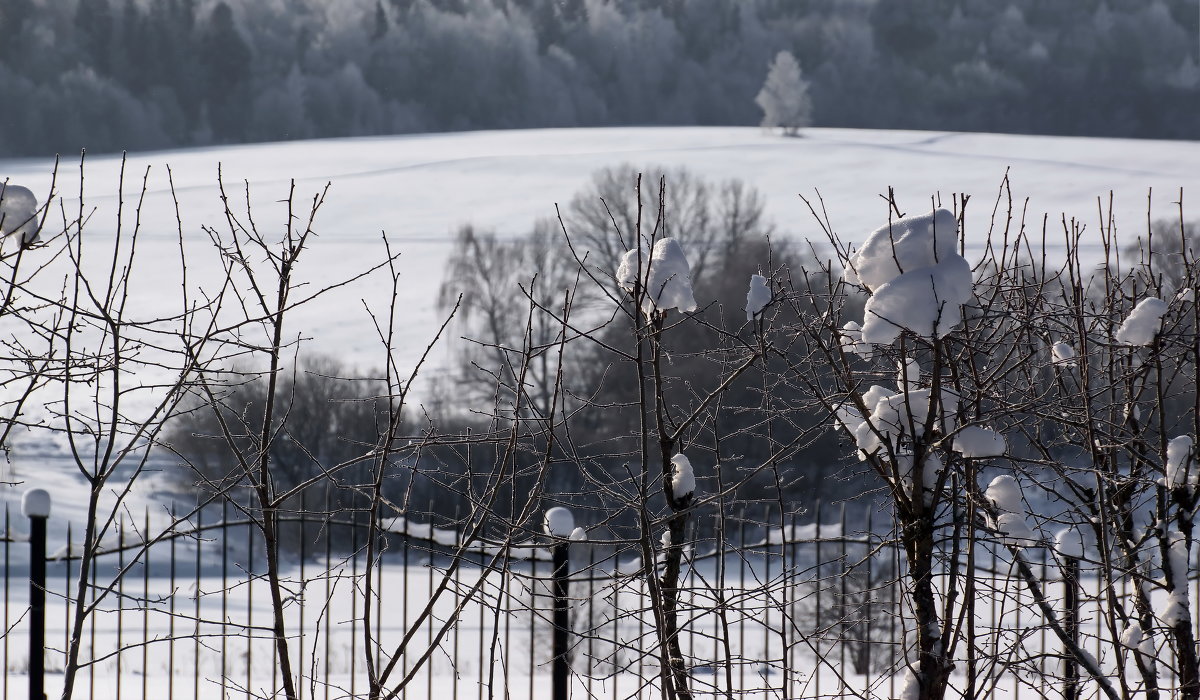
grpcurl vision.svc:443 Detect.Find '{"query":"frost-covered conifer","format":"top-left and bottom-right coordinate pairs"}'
top-left (754, 50), bottom-right (813, 136)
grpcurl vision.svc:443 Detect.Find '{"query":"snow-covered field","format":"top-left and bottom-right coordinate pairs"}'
top-left (3, 521), bottom-right (1195, 700)
top-left (1, 126), bottom-right (1196, 381)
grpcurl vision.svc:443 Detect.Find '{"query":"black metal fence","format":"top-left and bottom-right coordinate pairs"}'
top-left (3, 496), bottom-right (1199, 700)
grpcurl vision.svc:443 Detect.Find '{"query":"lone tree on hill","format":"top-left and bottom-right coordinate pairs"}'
top-left (755, 50), bottom-right (813, 136)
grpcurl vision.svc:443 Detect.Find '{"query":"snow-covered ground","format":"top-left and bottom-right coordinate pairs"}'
top-left (2, 532), bottom-right (1194, 699)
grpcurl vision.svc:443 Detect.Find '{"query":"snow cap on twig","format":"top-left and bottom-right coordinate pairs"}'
top-left (952, 426), bottom-right (1007, 458)
top-left (846, 209), bottom-right (972, 344)
top-left (1166, 435), bottom-right (1195, 490)
top-left (1115, 298), bottom-right (1167, 345)
top-left (671, 453), bottom-right (696, 500)
top-left (616, 238), bottom-right (697, 316)
top-left (0, 183), bottom-right (39, 246)
top-left (1051, 341), bottom-right (1076, 365)
top-left (746, 273), bottom-right (771, 321)
top-left (543, 507), bottom-right (575, 538)
top-left (985, 475), bottom-right (1036, 545)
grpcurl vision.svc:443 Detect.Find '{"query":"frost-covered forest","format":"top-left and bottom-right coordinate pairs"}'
top-left (3, 0), bottom-right (1199, 157)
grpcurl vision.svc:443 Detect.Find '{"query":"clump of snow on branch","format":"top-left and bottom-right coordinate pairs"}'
top-left (896, 451), bottom-right (943, 502)
top-left (1165, 435), bottom-right (1194, 490)
top-left (839, 321), bottom-right (872, 359)
top-left (616, 248), bottom-right (640, 290)
top-left (1051, 341), bottom-right (1076, 365)
top-left (670, 453), bottom-right (696, 500)
top-left (616, 238), bottom-right (697, 316)
top-left (1120, 621), bottom-right (1157, 659)
top-left (845, 209), bottom-right (972, 344)
top-left (1177, 288), bottom-right (1195, 303)
top-left (985, 475), bottom-right (1022, 514)
top-left (1053, 526), bottom-right (1090, 560)
top-left (1160, 530), bottom-right (1191, 626)
top-left (838, 385), bottom-right (958, 461)
top-left (1115, 297), bottom-right (1167, 345)
top-left (845, 209), bottom-right (958, 291)
top-left (569, 527), bottom-right (588, 542)
top-left (898, 358), bottom-right (920, 391)
top-left (0, 183), bottom-right (39, 246)
top-left (543, 507), bottom-right (575, 538)
top-left (746, 273), bottom-right (771, 320)
top-left (952, 426), bottom-right (1007, 458)
top-left (985, 475), bottom-right (1035, 544)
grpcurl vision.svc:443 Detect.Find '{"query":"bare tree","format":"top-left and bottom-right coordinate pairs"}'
top-left (437, 219), bottom-right (577, 420)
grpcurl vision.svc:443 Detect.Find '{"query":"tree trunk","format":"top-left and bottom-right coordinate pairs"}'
top-left (904, 515), bottom-right (951, 700)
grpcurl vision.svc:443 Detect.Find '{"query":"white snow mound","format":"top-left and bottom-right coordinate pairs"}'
top-left (616, 248), bottom-right (640, 291)
top-left (845, 208), bottom-right (959, 292)
top-left (847, 209), bottom-right (971, 345)
top-left (952, 426), bottom-right (1007, 458)
top-left (1051, 342), bottom-right (1076, 364)
top-left (996, 512), bottom-right (1036, 543)
top-left (985, 475), bottom-right (1023, 514)
top-left (985, 475), bottom-right (1035, 545)
top-left (842, 385), bottom-right (958, 459)
top-left (616, 238), bottom-right (697, 316)
top-left (839, 321), bottom-right (872, 358)
top-left (0, 183), bottom-right (39, 245)
top-left (898, 358), bottom-right (920, 391)
top-left (1053, 527), bottom-right (1087, 559)
top-left (1166, 435), bottom-right (1194, 490)
top-left (861, 255), bottom-right (973, 344)
top-left (543, 507), bottom-right (575, 537)
top-left (746, 273), bottom-right (771, 320)
top-left (1115, 298), bottom-right (1167, 345)
top-left (671, 453), bottom-right (696, 499)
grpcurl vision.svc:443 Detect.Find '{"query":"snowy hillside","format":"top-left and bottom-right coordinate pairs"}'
top-left (2, 126), bottom-right (1195, 379)
top-left (1, 125), bottom-right (1198, 533)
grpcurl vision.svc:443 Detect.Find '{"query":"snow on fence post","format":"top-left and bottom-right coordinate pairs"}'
top-left (22, 488), bottom-right (50, 700)
top-left (544, 507), bottom-right (575, 700)
top-left (1063, 555), bottom-right (1081, 700)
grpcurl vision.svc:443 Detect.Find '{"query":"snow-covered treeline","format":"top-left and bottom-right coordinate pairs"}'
top-left (1, 0), bottom-right (1198, 156)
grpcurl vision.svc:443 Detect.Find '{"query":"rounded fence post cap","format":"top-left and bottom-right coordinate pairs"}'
top-left (22, 488), bottom-right (51, 518)
top-left (543, 506), bottom-right (574, 538)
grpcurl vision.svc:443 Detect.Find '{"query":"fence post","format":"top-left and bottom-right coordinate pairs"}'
top-left (553, 541), bottom-right (570, 700)
top-left (544, 507), bottom-right (575, 700)
top-left (1063, 556), bottom-right (1080, 700)
top-left (22, 488), bottom-right (50, 700)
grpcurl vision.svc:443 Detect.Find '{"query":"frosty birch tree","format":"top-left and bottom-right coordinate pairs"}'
top-left (755, 50), bottom-right (813, 136)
